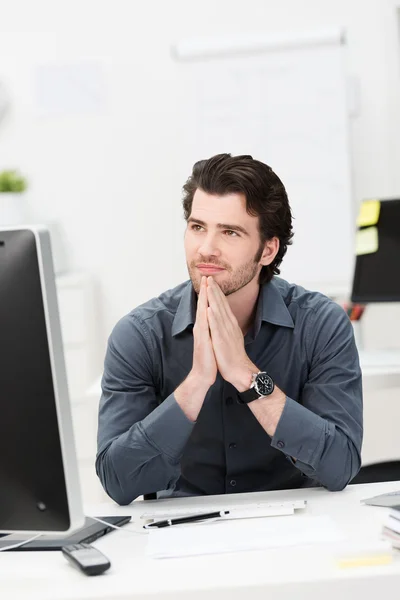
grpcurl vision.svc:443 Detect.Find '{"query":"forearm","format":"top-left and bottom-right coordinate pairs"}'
top-left (269, 397), bottom-right (361, 491)
top-left (231, 363), bottom-right (360, 491)
top-left (175, 372), bottom-right (211, 422)
top-left (247, 389), bottom-right (286, 436)
top-left (231, 362), bottom-right (286, 436)
top-left (294, 425), bottom-right (360, 491)
top-left (96, 395), bottom-right (195, 504)
top-left (96, 429), bottom-right (181, 505)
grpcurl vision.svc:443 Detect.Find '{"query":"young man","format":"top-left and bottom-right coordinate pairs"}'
top-left (96, 153), bottom-right (363, 505)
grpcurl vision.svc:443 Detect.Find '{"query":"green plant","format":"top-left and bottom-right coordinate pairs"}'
top-left (0, 169), bottom-right (27, 193)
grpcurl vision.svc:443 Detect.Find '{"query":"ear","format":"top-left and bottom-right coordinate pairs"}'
top-left (259, 237), bottom-right (280, 266)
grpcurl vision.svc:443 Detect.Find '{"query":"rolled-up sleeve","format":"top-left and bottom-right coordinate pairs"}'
top-left (95, 315), bottom-right (194, 505)
top-left (271, 301), bottom-right (363, 491)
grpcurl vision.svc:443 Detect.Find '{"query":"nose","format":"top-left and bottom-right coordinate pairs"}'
top-left (198, 232), bottom-right (221, 258)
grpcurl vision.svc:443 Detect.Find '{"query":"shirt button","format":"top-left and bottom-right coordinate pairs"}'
top-left (277, 440), bottom-right (285, 449)
top-left (229, 479), bottom-right (237, 487)
top-left (226, 396), bottom-right (233, 406)
top-left (229, 442), bottom-right (237, 449)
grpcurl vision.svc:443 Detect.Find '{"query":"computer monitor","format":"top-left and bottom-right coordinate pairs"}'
top-left (0, 226), bottom-right (84, 535)
top-left (351, 198), bottom-right (400, 303)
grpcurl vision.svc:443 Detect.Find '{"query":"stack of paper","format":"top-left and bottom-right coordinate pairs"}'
top-left (382, 505), bottom-right (400, 549)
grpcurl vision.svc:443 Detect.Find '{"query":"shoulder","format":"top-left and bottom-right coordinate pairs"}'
top-left (131, 280), bottom-right (190, 323)
top-left (273, 279), bottom-right (355, 367)
top-left (273, 277), bottom-right (346, 321)
top-left (273, 277), bottom-right (350, 348)
top-left (109, 280), bottom-right (190, 347)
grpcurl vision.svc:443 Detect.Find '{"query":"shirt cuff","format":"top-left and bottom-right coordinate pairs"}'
top-left (141, 393), bottom-right (195, 461)
top-left (271, 396), bottom-right (325, 468)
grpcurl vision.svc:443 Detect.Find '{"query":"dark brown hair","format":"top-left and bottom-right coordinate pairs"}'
top-left (182, 153), bottom-right (293, 284)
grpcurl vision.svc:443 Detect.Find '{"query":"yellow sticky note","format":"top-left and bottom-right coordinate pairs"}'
top-left (337, 555), bottom-right (393, 569)
top-left (356, 226), bottom-right (379, 256)
top-left (357, 200), bottom-right (381, 227)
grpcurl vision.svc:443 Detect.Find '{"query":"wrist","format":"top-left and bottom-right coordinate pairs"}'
top-left (254, 386), bottom-right (286, 407)
top-left (175, 372), bottom-right (212, 422)
top-left (248, 390), bottom-right (286, 437)
top-left (230, 362), bottom-right (258, 393)
top-left (188, 370), bottom-right (214, 392)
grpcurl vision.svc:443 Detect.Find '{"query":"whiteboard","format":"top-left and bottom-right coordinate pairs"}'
top-left (174, 30), bottom-right (354, 294)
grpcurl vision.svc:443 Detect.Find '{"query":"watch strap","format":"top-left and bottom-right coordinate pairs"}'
top-left (237, 386), bottom-right (261, 404)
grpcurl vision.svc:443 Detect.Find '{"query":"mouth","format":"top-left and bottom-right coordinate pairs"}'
top-left (196, 264), bottom-right (225, 275)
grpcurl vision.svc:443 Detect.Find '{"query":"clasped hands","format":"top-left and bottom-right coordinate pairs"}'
top-left (192, 276), bottom-right (256, 392)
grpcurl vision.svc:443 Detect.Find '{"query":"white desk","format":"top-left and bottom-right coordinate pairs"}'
top-left (3, 481), bottom-right (400, 600)
top-left (359, 350), bottom-right (400, 391)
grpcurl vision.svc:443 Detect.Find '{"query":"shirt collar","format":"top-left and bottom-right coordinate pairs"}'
top-left (172, 277), bottom-right (294, 338)
top-left (257, 277), bottom-right (294, 329)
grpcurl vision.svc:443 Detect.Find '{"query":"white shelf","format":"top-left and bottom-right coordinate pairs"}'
top-left (56, 271), bottom-right (101, 401)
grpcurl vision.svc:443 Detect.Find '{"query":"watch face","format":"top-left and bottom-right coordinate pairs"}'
top-left (255, 373), bottom-right (274, 396)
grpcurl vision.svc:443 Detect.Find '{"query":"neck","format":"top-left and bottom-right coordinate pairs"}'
top-left (226, 280), bottom-right (261, 335)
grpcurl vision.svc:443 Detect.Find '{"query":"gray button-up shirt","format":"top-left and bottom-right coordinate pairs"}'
top-left (96, 277), bottom-right (363, 505)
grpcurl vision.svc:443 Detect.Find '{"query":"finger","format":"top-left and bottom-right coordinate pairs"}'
top-left (208, 297), bottom-right (235, 345)
top-left (210, 278), bottom-right (238, 322)
top-left (207, 305), bottom-right (218, 338)
top-left (207, 277), bottom-right (227, 311)
top-left (207, 280), bottom-right (239, 332)
top-left (196, 277), bottom-right (210, 332)
top-left (207, 277), bottom-right (231, 321)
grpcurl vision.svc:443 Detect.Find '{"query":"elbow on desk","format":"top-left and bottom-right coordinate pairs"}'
top-left (103, 480), bottom-right (138, 506)
top-left (324, 479), bottom-right (350, 493)
top-left (322, 470), bottom-right (358, 493)
top-left (323, 447), bottom-right (361, 492)
top-left (110, 490), bottom-right (138, 506)
top-left (95, 448), bottom-right (141, 506)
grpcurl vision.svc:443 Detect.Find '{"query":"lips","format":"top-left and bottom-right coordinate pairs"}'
top-left (196, 264), bottom-right (225, 273)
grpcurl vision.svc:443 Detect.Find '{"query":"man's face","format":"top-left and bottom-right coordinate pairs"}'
top-left (184, 189), bottom-right (267, 296)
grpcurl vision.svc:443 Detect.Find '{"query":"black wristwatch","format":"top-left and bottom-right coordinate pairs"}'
top-left (237, 371), bottom-right (275, 404)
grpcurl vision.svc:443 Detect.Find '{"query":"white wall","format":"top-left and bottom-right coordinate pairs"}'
top-left (1, 0), bottom-right (400, 361)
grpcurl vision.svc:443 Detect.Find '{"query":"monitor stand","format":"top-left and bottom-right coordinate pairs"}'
top-left (0, 515), bottom-right (131, 551)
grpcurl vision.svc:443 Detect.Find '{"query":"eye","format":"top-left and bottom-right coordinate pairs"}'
top-left (190, 224), bottom-right (203, 232)
top-left (224, 230), bottom-right (239, 237)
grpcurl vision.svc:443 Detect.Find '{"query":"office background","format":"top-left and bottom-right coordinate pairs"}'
top-left (1, 0), bottom-right (400, 501)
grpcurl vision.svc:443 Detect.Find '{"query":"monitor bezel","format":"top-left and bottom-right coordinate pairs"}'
top-left (351, 198), bottom-right (400, 304)
top-left (0, 225), bottom-right (84, 535)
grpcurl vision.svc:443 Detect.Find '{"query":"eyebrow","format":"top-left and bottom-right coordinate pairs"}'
top-left (187, 217), bottom-right (249, 236)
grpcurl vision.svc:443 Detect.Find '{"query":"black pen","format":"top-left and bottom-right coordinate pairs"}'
top-left (143, 510), bottom-right (230, 529)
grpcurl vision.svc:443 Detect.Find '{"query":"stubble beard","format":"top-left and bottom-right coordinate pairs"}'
top-left (188, 248), bottom-right (263, 296)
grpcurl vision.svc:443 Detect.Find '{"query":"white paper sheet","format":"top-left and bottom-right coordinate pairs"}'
top-left (146, 515), bottom-right (345, 559)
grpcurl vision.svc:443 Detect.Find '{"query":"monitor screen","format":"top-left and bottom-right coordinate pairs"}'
top-left (351, 198), bottom-right (400, 303)
top-left (0, 227), bottom-right (83, 534)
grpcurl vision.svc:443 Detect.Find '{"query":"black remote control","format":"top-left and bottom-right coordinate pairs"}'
top-left (61, 543), bottom-right (111, 576)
